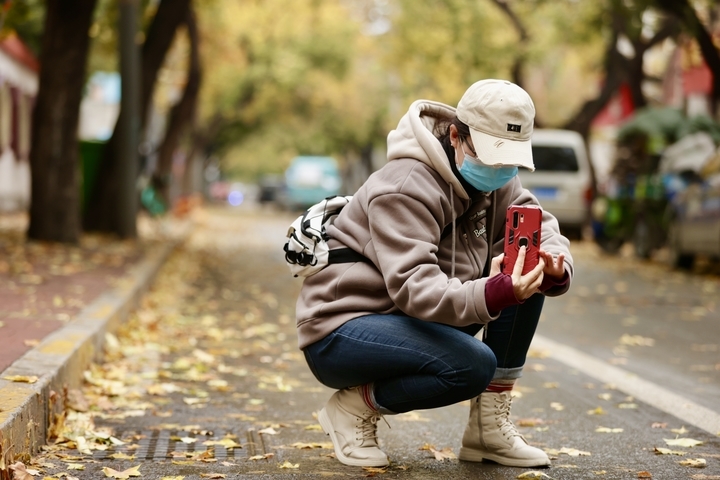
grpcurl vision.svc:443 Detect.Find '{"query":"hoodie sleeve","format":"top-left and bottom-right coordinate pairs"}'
top-left (367, 189), bottom-right (498, 326)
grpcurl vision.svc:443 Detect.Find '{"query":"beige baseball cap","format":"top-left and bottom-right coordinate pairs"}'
top-left (456, 79), bottom-right (536, 171)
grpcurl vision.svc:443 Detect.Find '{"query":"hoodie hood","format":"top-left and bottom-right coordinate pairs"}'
top-left (386, 100), bottom-right (470, 200)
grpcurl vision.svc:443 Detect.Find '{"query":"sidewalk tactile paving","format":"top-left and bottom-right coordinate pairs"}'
top-left (91, 429), bottom-right (269, 462)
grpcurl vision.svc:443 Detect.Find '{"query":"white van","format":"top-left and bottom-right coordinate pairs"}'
top-left (518, 129), bottom-right (593, 238)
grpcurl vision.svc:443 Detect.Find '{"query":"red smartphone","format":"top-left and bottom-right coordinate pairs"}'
top-left (502, 205), bottom-right (542, 275)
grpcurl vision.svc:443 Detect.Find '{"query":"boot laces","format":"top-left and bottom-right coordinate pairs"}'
top-left (494, 394), bottom-right (522, 440)
top-left (356, 411), bottom-right (389, 446)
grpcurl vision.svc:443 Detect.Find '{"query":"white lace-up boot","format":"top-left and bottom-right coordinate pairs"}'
top-left (318, 387), bottom-right (389, 467)
top-left (459, 391), bottom-right (550, 467)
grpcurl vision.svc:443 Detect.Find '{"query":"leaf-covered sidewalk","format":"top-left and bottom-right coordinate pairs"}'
top-left (0, 213), bottom-right (145, 373)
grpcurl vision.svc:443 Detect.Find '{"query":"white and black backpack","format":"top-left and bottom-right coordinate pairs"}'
top-left (283, 195), bottom-right (367, 278)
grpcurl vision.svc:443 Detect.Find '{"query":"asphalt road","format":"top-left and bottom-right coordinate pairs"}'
top-left (537, 239), bottom-right (720, 414)
top-left (29, 204), bottom-right (720, 480)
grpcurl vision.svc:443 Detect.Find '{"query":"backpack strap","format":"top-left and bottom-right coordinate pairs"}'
top-left (440, 221), bottom-right (454, 241)
top-left (328, 247), bottom-right (370, 264)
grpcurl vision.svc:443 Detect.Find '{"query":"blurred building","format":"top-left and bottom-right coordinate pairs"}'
top-left (0, 32), bottom-right (37, 212)
top-left (662, 36), bottom-right (714, 118)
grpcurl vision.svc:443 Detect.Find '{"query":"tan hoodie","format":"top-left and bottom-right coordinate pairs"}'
top-left (295, 100), bottom-right (573, 349)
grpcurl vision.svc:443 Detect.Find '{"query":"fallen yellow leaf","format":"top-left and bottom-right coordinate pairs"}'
top-left (363, 466), bottom-right (389, 475)
top-left (517, 472), bottom-right (551, 479)
top-left (419, 443), bottom-right (455, 461)
top-left (202, 438), bottom-right (242, 449)
top-left (3, 375), bottom-right (38, 384)
top-left (109, 453), bottom-right (135, 460)
top-left (619, 334), bottom-right (655, 347)
top-left (101, 465), bottom-right (141, 479)
top-left (517, 418), bottom-right (545, 427)
top-left (654, 447), bottom-right (686, 455)
top-left (545, 447), bottom-right (591, 457)
top-left (664, 438), bottom-right (703, 448)
top-left (678, 458), bottom-right (706, 468)
top-left (278, 461), bottom-right (299, 469)
top-left (291, 442), bottom-right (333, 449)
top-left (595, 427), bottom-right (623, 433)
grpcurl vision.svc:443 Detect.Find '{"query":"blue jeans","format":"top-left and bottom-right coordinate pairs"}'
top-left (303, 293), bottom-right (545, 413)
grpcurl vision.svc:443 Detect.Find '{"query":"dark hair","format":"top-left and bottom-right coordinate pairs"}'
top-left (434, 114), bottom-right (471, 152)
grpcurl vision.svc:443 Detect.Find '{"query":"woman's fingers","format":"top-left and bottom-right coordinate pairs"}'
top-left (489, 253), bottom-right (504, 277)
top-left (539, 250), bottom-right (565, 278)
top-left (512, 246), bottom-right (527, 279)
top-left (512, 254), bottom-right (545, 300)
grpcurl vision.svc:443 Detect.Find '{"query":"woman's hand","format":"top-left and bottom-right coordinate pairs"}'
top-left (511, 246), bottom-right (545, 301)
top-left (539, 250), bottom-right (565, 279)
top-left (489, 247), bottom-right (546, 301)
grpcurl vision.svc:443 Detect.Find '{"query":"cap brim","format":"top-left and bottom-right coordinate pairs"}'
top-left (468, 129), bottom-right (535, 171)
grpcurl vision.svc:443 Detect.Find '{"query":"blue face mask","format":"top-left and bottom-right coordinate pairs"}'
top-left (457, 145), bottom-right (518, 192)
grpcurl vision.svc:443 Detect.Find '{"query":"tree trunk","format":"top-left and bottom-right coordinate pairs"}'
top-left (153, 5), bottom-right (201, 205)
top-left (140, 0), bottom-right (192, 129)
top-left (27, 0), bottom-right (97, 243)
top-left (562, 33), bottom-right (625, 139)
top-left (83, 0), bottom-right (191, 232)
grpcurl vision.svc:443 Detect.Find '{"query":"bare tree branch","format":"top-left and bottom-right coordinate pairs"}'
top-left (488, 0), bottom-right (544, 126)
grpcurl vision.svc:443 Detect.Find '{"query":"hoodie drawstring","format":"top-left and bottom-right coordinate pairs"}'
top-left (450, 183), bottom-right (456, 279)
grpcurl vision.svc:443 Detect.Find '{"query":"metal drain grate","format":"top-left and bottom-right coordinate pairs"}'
top-left (92, 429), bottom-right (271, 461)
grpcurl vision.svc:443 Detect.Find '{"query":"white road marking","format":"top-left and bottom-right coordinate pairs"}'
top-left (531, 334), bottom-right (720, 436)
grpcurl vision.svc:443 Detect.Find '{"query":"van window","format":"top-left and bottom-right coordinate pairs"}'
top-left (531, 146), bottom-right (579, 172)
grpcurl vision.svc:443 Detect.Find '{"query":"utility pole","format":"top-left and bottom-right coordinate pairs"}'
top-left (117, 0), bottom-right (140, 237)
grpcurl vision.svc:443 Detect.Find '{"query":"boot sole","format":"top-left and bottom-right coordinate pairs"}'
top-left (318, 407), bottom-right (390, 467)
top-left (459, 447), bottom-right (551, 468)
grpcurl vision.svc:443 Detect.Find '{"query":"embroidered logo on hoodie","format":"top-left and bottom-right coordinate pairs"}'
top-left (469, 209), bottom-right (487, 239)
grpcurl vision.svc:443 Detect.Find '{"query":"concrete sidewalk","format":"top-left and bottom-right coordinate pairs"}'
top-left (0, 213), bottom-right (189, 462)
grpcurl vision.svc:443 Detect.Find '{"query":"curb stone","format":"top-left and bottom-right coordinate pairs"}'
top-left (0, 238), bottom-right (182, 463)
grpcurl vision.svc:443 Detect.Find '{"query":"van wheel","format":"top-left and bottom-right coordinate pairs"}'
top-left (562, 226), bottom-right (583, 241)
top-left (667, 223), bottom-right (694, 270)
